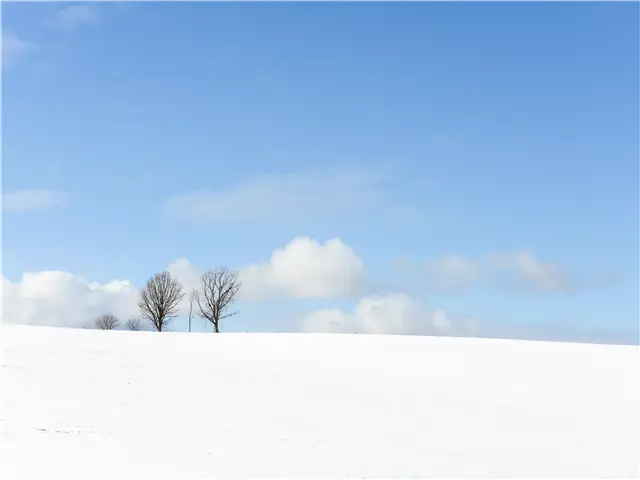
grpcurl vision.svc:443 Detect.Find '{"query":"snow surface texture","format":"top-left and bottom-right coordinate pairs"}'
top-left (1, 325), bottom-right (638, 479)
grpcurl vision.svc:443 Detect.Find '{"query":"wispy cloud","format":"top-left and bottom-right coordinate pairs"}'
top-left (2, 4), bottom-right (101, 70)
top-left (399, 251), bottom-right (575, 295)
top-left (2, 189), bottom-right (68, 213)
top-left (481, 251), bottom-right (573, 294)
top-left (1, 32), bottom-right (37, 69)
top-left (50, 4), bottom-right (99, 30)
top-left (163, 166), bottom-right (396, 223)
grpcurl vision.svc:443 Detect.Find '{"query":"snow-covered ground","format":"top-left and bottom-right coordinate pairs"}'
top-left (1, 325), bottom-right (638, 479)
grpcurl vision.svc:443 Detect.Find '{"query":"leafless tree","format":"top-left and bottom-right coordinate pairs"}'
top-left (138, 271), bottom-right (185, 332)
top-left (126, 317), bottom-right (142, 331)
top-left (94, 314), bottom-right (120, 330)
top-left (196, 268), bottom-right (241, 333)
top-left (188, 288), bottom-right (198, 333)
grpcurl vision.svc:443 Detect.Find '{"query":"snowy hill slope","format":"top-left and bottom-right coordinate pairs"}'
top-left (1, 325), bottom-right (638, 479)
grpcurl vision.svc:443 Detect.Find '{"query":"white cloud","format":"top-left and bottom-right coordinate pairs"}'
top-left (1, 272), bottom-right (138, 329)
top-left (423, 251), bottom-right (572, 294)
top-left (301, 293), bottom-right (461, 336)
top-left (1, 32), bottom-right (37, 68)
top-left (50, 4), bottom-right (99, 30)
top-left (2, 190), bottom-right (67, 213)
top-left (166, 258), bottom-right (202, 294)
top-left (163, 167), bottom-right (391, 223)
top-left (238, 237), bottom-right (368, 300)
top-left (432, 309), bottom-right (453, 332)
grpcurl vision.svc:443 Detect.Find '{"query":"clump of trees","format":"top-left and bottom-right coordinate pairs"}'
top-left (89, 267), bottom-right (242, 333)
top-left (93, 313), bottom-right (119, 330)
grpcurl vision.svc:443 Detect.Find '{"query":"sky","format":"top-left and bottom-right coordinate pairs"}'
top-left (1, 2), bottom-right (638, 344)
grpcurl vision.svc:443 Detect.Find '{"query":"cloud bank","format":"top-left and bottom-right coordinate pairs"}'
top-left (3, 236), bottom-right (607, 343)
top-left (1, 237), bottom-right (369, 329)
top-left (301, 293), bottom-right (477, 336)
top-left (1, 272), bottom-right (138, 329)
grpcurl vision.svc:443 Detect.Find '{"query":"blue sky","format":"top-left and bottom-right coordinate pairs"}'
top-left (2, 2), bottom-right (638, 343)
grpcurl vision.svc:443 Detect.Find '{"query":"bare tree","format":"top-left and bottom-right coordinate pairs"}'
top-left (94, 314), bottom-right (120, 330)
top-left (188, 288), bottom-right (198, 333)
top-left (126, 317), bottom-right (142, 331)
top-left (138, 271), bottom-right (185, 332)
top-left (196, 268), bottom-right (241, 333)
